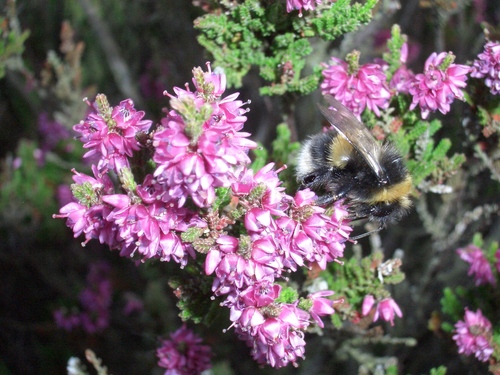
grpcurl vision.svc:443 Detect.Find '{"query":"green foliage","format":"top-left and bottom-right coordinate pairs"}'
top-left (322, 251), bottom-right (405, 320)
top-left (0, 140), bottom-right (67, 238)
top-left (250, 122), bottom-right (300, 191)
top-left (382, 24), bottom-right (406, 81)
top-left (170, 96), bottom-right (213, 144)
top-left (271, 123), bottom-right (300, 166)
top-left (493, 331), bottom-right (500, 349)
top-left (0, 11), bottom-right (30, 79)
top-left (441, 321), bottom-right (454, 333)
top-left (385, 364), bottom-right (399, 375)
top-left (276, 284), bottom-right (299, 304)
top-left (472, 232), bottom-right (485, 248)
top-left (250, 143), bottom-right (269, 172)
top-left (213, 187), bottom-right (233, 212)
top-left (168, 271), bottom-right (220, 325)
top-left (429, 366), bottom-right (448, 375)
top-left (440, 287), bottom-right (464, 324)
top-left (402, 118), bottom-right (465, 187)
top-left (331, 312), bottom-right (343, 328)
top-left (271, 122), bottom-right (300, 189)
top-left (486, 240), bottom-right (499, 262)
top-left (310, 0), bottom-right (377, 41)
top-left (195, 0), bottom-right (377, 94)
top-left (476, 103), bottom-right (500, 136)
top-left (72, 181), bottom-right (100, 208)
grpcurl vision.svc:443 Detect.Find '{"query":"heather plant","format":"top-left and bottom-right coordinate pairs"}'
top-left (2, 1), bottom-right (500, 374)
top-left (53, 63), bottom-right (353, 368)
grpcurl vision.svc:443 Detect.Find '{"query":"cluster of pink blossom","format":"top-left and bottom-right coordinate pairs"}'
top-left (54, 263), bottom-right (112, 333)
top-left (153, 67), bottom-right (256, 208)
top-left (471, 41), bottom-right (500, 95)
top-left (456, 244), bottom-right (496, 287)
top-left (217, 174), bottom-right (348, 366)
top-left (388, 42), bottom-right (415, 95)
top-left (361, 294), bottom-right (403, 326)
top-left (156, 325), bottom-right (212, 375)
top-left (54, 64), bottom-right (256, 267)
top-left (232, 286), bottom-right (337, 367)
top-left (321, 52), bottom-right (391, 118)
top-left (54, 64), bottom-right (353, 369)
top-left (453, 308), bottom-right (494, 362)
top-left (321, 45), bottom-right (470, 120)
top-left (204, 165), bottom-right (351, 367)
top-left (408, 52), bottom-right (469, 119)
top-left (73, 96), bottom-right (153, 173)
top-left (286, 0), bottom-right (322, 16)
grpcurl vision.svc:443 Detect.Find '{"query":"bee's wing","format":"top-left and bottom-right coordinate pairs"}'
top-left (317, 94), bottom-right (388, 184)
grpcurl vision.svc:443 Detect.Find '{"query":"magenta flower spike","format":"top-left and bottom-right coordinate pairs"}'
top-left (409, 52), bottom-right (469, 119)
top-left (471, 41), bottom-right (500, 95)
top-left (373, 298), bottom-right (403, 326)
top-left (457, 244), bottom-right (496, 287)
top-left (157, 325), bottom-right (212, 375)
top-left (321, 52), bottom-right (391, 118)
top-left (453, 308), bottom-right (493, 362)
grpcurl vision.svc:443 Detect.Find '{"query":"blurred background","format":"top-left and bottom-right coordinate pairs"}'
top-left (0, 0), bottom-right (499, 374)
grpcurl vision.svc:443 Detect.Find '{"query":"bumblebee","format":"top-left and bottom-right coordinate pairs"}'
top-left (296, 95), bottom-right (412, 227)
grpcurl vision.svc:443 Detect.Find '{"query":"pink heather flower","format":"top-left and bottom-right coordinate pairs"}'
top-left (104, 196), bottom-right (197, 266)
top-left (321, 56), bottom-right (391, 118)
top-left (123, 292), bottom-right (144, 315)
top-left (307, 290), bottom-right (339, 328)
top-left (38, 112), bottom-right (71, 152)
top-left (12, 156), bottom-right (22, 169)
top-left (157, 325), bottom-right (212, 375)
top-left (389, 43), bottom-right (415, 94)
top-left (409, 52), bottom-right (469, 119)
top-left (246, 237), bottom-right (284, 281)
top-left (276, 189), bottom-right (350, 271)
top-left (239, 281), bottom-right (282, 309)
top-left (286, 0), bottom-right (322, 16)
top-left (206, 235), bottom-right (251, 293)
top-left (56, 184), bottom-right (74, 207)
top-left (361, 294), bottom-right (375, 316)
top-left (495, 249), bottom-right (500, 273)
top-left (232, 300), bottom-right (309, 368)
top-left (233, 163), bottom-right (289, 218)
top-left (53, 167), bottom-right (118, 248)
top-left (473, 0), bottom-right (487, 22)
top-left (471, 41), bottom-right (500, 95)
top-left (53, 308), bottom-right (81, 331)
top-left (192, 62), bottom-right (226, 100)
top-left (153, 65), bottom-right (256, 208)
top-left (456, 244), bottom-right (496, 287)
top-left (373, 298), bottom-right (402, 326)
top-left (206, 234), bottom-right (282, 297)
top-left (453, 308), bottom-right (493, 362)
top-left (74, 97), bottom-right (152, 173)
top-left (135, 174), bottom-right (165, 204)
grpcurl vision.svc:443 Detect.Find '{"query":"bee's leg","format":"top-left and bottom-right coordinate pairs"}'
top-left (314, 193), bottom-right (337, 206)
top-left (313, 183), bottom-right (351, 206)
top-left (350, 227), bottom-right (383, 240)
